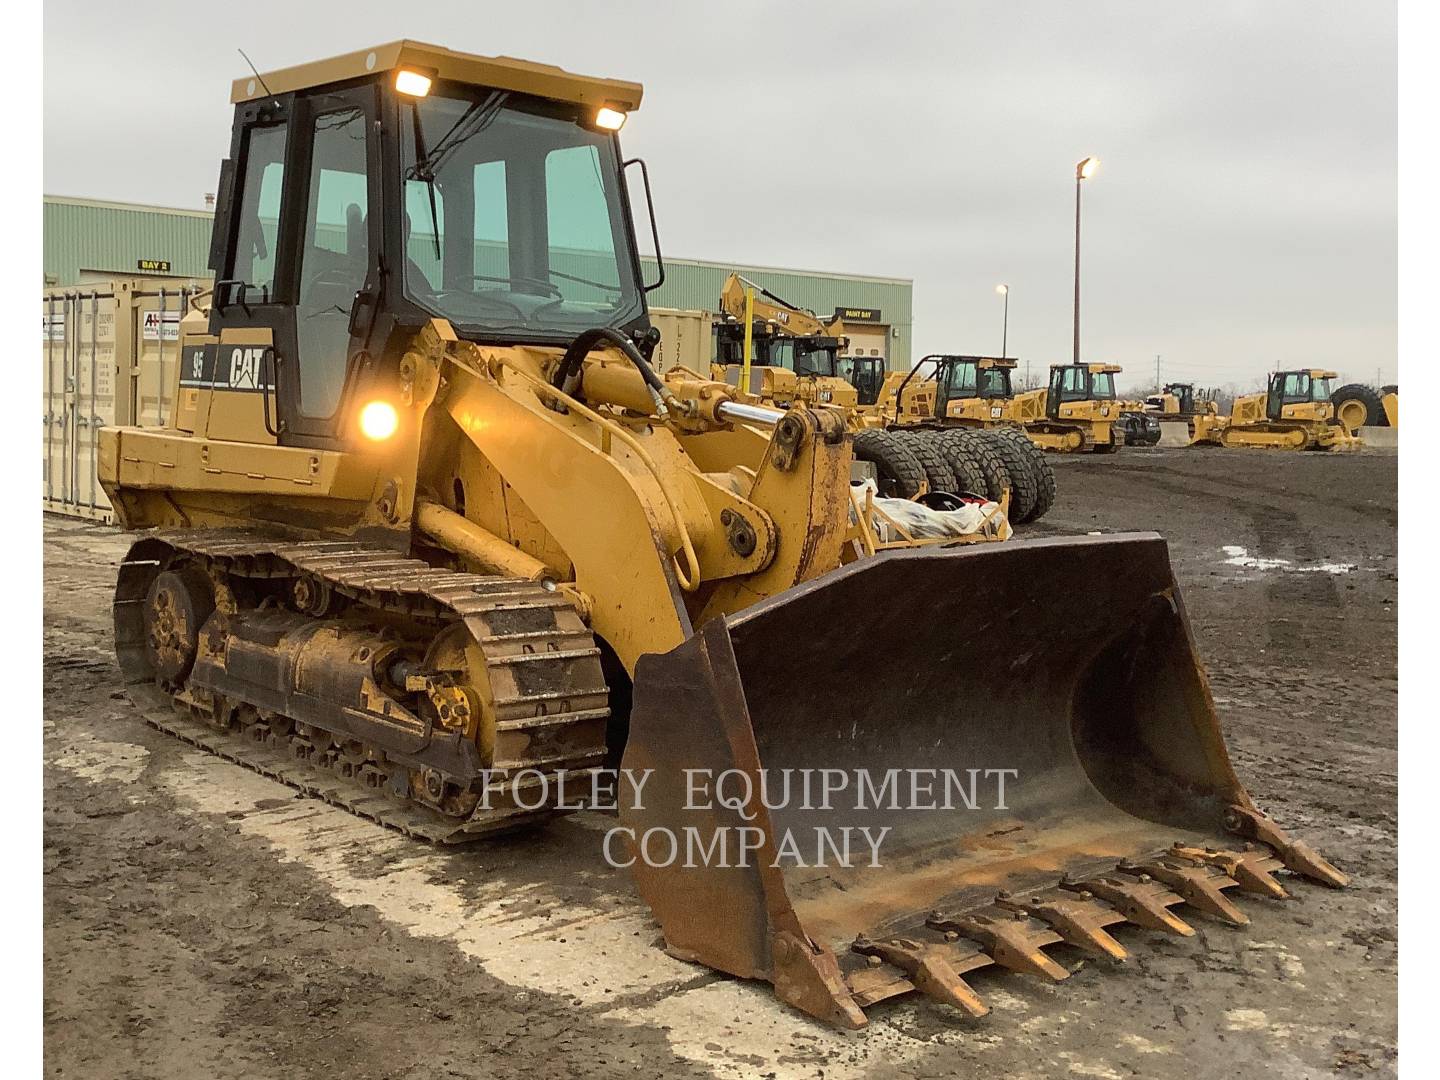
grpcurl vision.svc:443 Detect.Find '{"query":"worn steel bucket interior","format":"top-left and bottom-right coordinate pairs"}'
top-left (622, 534), bottom-right (1251, 1000)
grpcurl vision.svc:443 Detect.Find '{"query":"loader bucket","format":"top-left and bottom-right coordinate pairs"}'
top-left (621, 533), bottom-right (1345, 1028)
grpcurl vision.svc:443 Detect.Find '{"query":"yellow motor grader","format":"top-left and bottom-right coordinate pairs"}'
top-left (1208, 369), bottom-right (1362, 451)
top-left (98, 40), bottom-right (1345, 1031)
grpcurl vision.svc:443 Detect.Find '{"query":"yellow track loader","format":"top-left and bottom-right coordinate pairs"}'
top-left (99, 40), bottom-right (1345, 1030)
top-left (1212, 370), bottom-right (1362, 451)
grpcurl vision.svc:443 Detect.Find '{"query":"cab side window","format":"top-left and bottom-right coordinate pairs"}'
top-left (228, 124), bottom-right (288, 298)
top-left (295, 106), bottom-right (369, 420)
top-left (1058, 367), bottom-right (1088, 401)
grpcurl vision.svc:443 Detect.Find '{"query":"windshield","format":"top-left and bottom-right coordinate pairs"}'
top-left (1090, 372), bottom-right (1116, 398)
top-left (978, 366), bottom-right (1012, 398)
top-left (941, 361), bottom-right (977, 400)
top-left (400, 88), bottom-right (643, 338)
top-left (768, 337), bottom-right (838, 377)
top-left (1311, 376), bottom-right (1333, 401)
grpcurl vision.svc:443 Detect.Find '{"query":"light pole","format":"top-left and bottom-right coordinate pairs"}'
top-left (996, 284), bottom-right (1009, 357)
top-left (1073, 156), bottom-right (1098, 365)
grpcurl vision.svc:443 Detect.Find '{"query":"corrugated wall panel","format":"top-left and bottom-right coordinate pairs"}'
top-left (43, 198), bottom-right (913, 366)
top-left (45, 199), bottom-right (214, 285)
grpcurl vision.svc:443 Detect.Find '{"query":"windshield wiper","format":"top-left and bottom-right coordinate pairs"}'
top-left (544, 267), bottom-right (623, 294)
top-left (407, 92), bottom-right (509, 182)
top-left (408, 102), bottom-right (442, 260)
top-left (405, 92), bottom-right (511, 262)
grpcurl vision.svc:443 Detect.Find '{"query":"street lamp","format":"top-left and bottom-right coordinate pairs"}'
top-left (1073, 156), bottom-right (1099, 365)
top-left (996, 284), bottom-right (1009, 357)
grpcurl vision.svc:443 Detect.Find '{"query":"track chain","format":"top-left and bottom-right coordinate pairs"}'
top-left (115, 529), bottom-right (609, 844)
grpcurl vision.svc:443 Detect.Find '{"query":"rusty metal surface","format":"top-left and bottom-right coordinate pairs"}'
top-left (622, 532), bottom-right (1347, 1027)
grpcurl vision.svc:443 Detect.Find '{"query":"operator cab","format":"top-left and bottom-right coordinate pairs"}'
top-left (841, 354), bottom-right (886, 405)
top-left (934, 356), bottom-right (1014, 417)
top-left (1146, 382), bottom-right (1195, 414)
top-left (1266, 369), bottom-right (1336, 421)
top-left (713, 324), bottom-right (843, 378)
top-left (206, 41), bottom-right (655, 448)
top-left (1047, 363), bottom-right (1120, 419)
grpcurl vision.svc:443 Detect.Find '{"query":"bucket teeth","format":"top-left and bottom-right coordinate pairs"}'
top-left (851, 937), bottom-right (989, 1017)
top-left (1223, 804), bottom-right (1350, 888)
top-left (1119, 859), bottom-right (1248, 926)
top-left (995, 891), bottom-right (1129, 960)
top-left (1062, 875), bottom-right (1196, 937)
top-left (1170, 843), bottom-right (1289, 900)
top-left (929, 910), bottom-right (1070, 982)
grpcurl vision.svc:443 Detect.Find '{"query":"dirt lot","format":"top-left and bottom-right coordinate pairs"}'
top-left (43, 446), bottom-right (1397, 1079)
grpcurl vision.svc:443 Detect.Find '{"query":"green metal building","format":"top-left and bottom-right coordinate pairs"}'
top-left (43, 195), bottom-right (913, 368)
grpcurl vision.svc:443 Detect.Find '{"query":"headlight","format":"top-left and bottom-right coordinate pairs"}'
top-left (594, 106), bottom-right (627, 131)
top-left (394, 69), bottom-right (433, 97)
top-left (359, 400), bottom-right (399, 441)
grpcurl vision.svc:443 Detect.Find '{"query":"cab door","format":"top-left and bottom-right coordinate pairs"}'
top-left (206, 84), bottom-right (382, 448)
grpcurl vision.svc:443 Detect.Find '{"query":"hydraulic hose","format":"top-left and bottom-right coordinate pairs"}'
top-left (553, 327), bottom-right (675, 417)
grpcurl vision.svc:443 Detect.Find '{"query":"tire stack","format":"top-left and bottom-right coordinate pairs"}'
top-left (849, 427), bottom-right (1057, 526)
top-left (1329, 383), bottom-right (1390, 431)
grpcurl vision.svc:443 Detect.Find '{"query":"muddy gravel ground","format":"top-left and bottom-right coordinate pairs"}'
top-left (43, 446), bottom-right (1397, 1079)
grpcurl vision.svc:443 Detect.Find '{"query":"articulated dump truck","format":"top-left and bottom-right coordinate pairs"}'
top-left (98, 40), bottom-right (1346, 1030)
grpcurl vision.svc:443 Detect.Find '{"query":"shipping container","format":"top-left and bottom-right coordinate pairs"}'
top-left (647, 308), bottom-right (714, 373)
top-left (42, 276), bottom-right (209, 521)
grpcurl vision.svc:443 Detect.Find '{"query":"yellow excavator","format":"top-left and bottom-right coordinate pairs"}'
top-left (98, 40), bottom-right (1345, 1030)
top-left (712, 272), bottom-right (858, 408)
top-left (1210, 369), bottom-right (1362, 451)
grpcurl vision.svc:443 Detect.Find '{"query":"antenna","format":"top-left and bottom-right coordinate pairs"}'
top-left (238, 48), bottom-right (282, 108)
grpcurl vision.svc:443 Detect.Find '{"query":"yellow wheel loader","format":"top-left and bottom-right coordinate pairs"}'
top-left (99, 40), bottom-right (1345, 1030)
top-left (1215, 370), bottom-right (1362, 451)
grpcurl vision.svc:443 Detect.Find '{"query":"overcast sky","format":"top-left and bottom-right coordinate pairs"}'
top-left (43, 1), bottom-right (1396, 389)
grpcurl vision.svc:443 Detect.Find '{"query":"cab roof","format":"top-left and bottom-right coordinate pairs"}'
top-left (934, 355), bottom-right (1017, 369)
top-left (231, 40), bottom-right (644, 112)
top-left (1050, 363), bottom-right (1122, 374)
